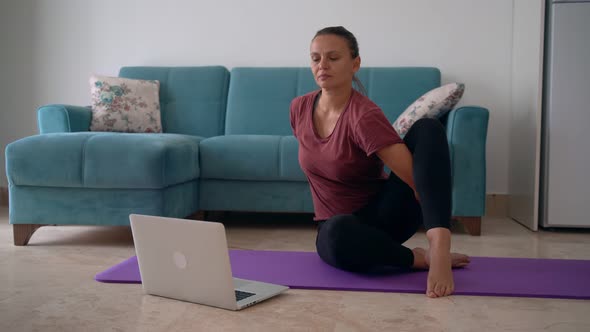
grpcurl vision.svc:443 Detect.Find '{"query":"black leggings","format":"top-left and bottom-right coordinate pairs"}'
top-left (315, 118), bottom-right (451, 272)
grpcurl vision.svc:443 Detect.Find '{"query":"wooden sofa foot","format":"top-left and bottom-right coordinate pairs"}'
top-left (454, 216), bottom-right (481, 236)
top-left (13, 224), bottom-right (46, 246)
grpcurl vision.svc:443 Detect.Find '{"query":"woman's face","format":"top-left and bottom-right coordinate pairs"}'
top-left (310, 34), bottom-right (360, 90)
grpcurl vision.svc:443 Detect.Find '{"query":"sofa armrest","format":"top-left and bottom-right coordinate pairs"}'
top-left (444, 106), bottom-right (490, 217)
top-left (37, 104), bottom-right (92, 134)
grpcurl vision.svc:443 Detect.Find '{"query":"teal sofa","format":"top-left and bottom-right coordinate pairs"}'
top-left (5, 66), bottom-right (489, 245)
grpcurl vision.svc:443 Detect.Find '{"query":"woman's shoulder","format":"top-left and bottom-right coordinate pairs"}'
top-left (290, 90), bottom-right (320, 118)
top-left (348, 89), bottom-right (382, 117)
top-left (292, 90), bottom-right (320, 107)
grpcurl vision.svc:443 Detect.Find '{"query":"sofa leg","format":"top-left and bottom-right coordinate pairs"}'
top-left (454, 216), bottom-right (481, 236)
top-left (13, 224), bottom-right (46, 246)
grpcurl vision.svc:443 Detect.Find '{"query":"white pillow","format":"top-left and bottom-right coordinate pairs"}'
top-left (392, 83), bottom-right (465, 137)
top-left (89, 75), bottom-right (162, 133)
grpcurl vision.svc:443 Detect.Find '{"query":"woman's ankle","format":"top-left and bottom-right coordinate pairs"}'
top-left (426, 227), bottom-right (451, 249)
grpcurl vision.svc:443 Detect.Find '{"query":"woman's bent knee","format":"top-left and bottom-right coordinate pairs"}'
top-left (316, 215), bottom-right (366, 271)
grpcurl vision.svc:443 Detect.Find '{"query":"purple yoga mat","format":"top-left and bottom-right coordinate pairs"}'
top-left (95, 250), bottom-right (590, 300)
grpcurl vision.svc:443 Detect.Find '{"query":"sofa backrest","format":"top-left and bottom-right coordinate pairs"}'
top-left (225, 67), bottom-right (441, 135)
top-left (119, 66), bottom-right (229, 137)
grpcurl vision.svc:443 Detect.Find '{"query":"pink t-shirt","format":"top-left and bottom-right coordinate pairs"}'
top-left (290, 89), bottom-right (404, 221)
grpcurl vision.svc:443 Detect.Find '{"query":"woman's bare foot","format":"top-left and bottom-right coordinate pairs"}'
top-left (426, 247), bottom-right (455, 298)
top-left (411, 246), bottom-right (470, 298)
top-left (411, 247), bottom-right (470, 269)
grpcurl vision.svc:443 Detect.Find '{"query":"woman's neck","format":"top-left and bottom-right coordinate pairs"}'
top-left (318, 85), bottom-right (353, 114)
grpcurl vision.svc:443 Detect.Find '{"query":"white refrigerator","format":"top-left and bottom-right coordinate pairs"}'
top-left (540, 0), bottom-right (590, 228)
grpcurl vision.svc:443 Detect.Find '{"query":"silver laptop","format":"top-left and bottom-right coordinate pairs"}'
top-left (129, 214), bottom-right (289, 310)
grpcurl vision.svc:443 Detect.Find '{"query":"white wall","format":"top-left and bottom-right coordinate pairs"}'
top-left (1, 0), bottom-right (518, 193)
top-left (508, 0), bottom-right (545, 230)
top-left (0, 0), bottom-right (36, 188)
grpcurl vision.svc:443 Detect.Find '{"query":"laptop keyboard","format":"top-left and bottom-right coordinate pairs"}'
top-left (235, 290), bottom-right (256, 301)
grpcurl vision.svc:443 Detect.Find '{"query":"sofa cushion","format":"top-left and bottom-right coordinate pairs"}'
top-left (89, 75), bottom-right (162, 133)
top-left (225, 68), bottom-right (318, 136)
top-left (119, 66), bottom-right (229, 138)
top-left (225, 67), bottom-right (441, 136)
top-left (6, 132), bottom-right (201, 189)
top-left (199, 135), bottom-right (306, 181)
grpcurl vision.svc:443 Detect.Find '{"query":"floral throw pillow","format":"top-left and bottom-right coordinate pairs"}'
top-left (392, 83), bottom-right (465, 137)
top-left (89, 75), bottom-right (162, 133)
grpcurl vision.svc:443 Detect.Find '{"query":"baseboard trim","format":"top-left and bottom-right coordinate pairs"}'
top-left (485, 194), bottom-right (508, 217)
top-left (0, 186), bottom-right (8, 207)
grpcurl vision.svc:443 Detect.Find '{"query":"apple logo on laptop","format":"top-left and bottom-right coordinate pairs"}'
top-left (173, 251), bottom-right (188, 269)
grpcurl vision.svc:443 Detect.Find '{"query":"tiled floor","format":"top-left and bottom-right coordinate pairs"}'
top-left (1, 206), bottom-right (589, 332)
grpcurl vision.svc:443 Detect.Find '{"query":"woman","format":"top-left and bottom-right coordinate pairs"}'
top-left (289, 26), bottom-right (470, 298)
